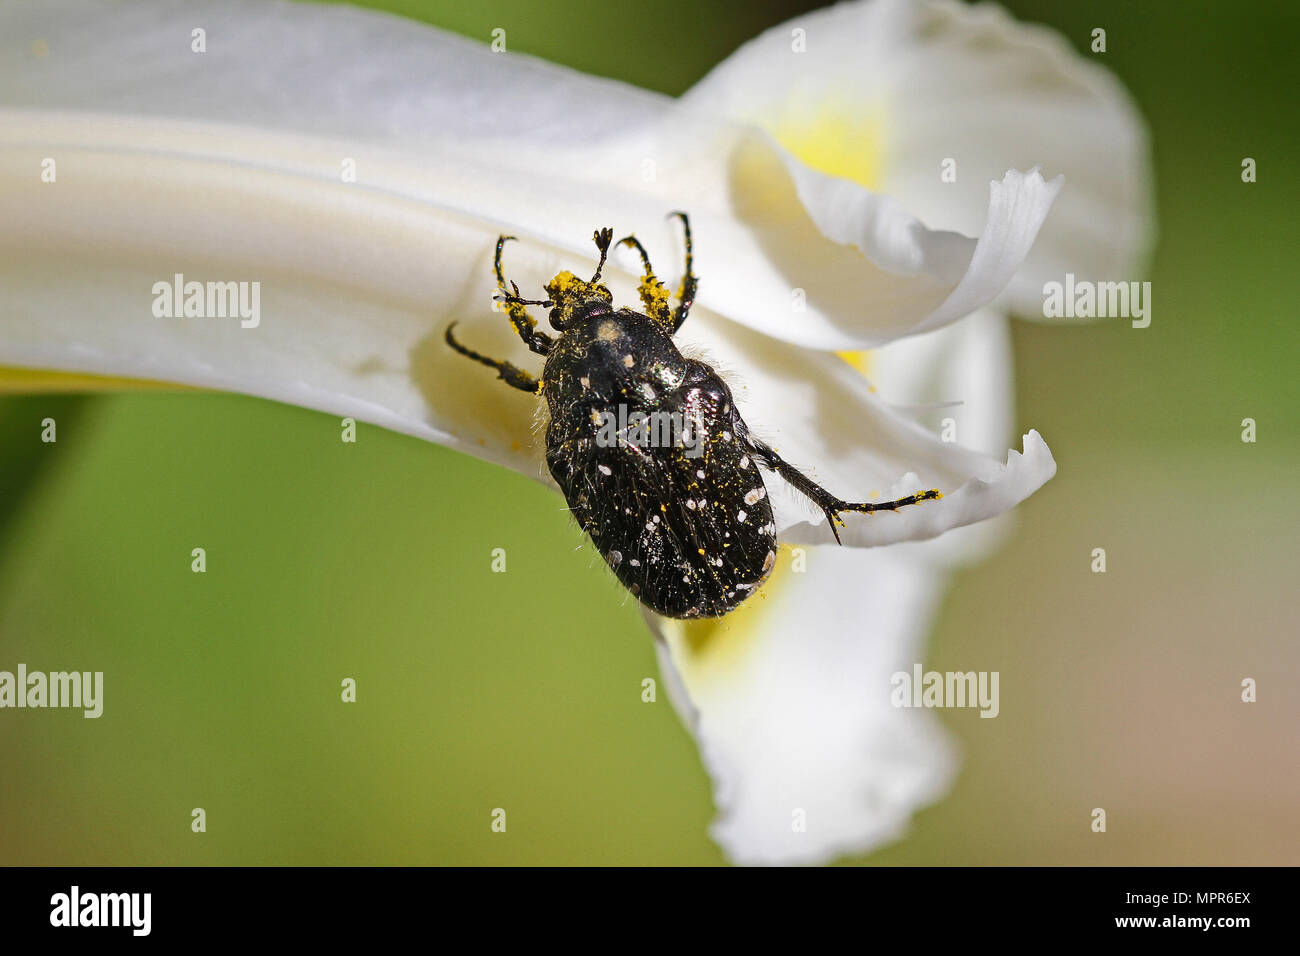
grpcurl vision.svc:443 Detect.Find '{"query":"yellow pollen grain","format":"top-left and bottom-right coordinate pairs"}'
top-left (639, 277), bottom-right (671, 312)
top-left (547, 271), bottom-right (582, 294)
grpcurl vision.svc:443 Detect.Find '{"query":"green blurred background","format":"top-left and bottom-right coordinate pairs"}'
top-left (1, 0), bottom-right (1295, 865)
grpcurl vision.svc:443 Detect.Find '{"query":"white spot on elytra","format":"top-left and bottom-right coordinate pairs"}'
top-left (739, 455), bottom-right (750, 469)
top-left (762, 550), bottom-right (776, 573)
top-left (630, 559), bottom-right (641, 567)
top-left (696, 469), bottom-right (705, 479)
top-left (598, 464), bottom-right (612, 476)
top-left (744, 487), bottom-right (767, 506)
top-left (686, 500), bottom-right (696, 510)
top-left (737, 510), bottom-right (748, 522)
top-left (623, 354), bottom-right (634, 367)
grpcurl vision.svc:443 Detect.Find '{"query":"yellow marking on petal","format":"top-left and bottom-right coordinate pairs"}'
top-left (0, 367), bottom-right (193, 394)
top-left (663, 543), bottom-right (803, 688)
top-left (772, 102), bottom-right (886, 383)
top-left (836, 350), bottom-right (873, 376)
top-left (769, 100), bottom-right (887, 192)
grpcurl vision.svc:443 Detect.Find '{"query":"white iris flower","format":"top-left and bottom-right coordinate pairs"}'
top-left (0, 0), bottom-right (1150, 864)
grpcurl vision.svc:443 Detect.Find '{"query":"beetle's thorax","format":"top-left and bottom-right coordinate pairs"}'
top-left (541, 307), bottom-right (687, 415)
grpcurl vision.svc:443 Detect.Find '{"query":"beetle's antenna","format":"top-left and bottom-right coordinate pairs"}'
top-left (591, 227), bottom-right (614, 282)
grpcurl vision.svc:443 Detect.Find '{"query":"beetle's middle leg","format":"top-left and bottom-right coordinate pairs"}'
top-left (616, 234), bottom-right (674, 332)
top-left (445, 322), bottom-right (541, 394)
top-left (494, 235), bottom-right (554, 356)
top-left (745, 437), bottom-right (941, 545)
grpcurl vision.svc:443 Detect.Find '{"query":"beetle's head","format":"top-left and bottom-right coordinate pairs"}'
top-left (493, 228), bottom-right (617, 331)
top-left (543, 270), bottom-right (612, 330)
top-left (542, 227), bottom-right (616, 330)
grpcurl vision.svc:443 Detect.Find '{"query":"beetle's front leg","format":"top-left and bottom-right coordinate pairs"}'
top-left (494, 235), bottom-right (554, 356)
top-left (615, 235), bottom-right (673, 332)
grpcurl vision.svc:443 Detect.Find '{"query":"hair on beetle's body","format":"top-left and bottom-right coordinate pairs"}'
top-left (445, 214), bottom-right (941, 619)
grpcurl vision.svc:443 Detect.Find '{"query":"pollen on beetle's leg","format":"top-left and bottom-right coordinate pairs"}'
top-left (493, 235), bottom-right (553, 356)
top-left (617, 234), bottom-right (673, 331)
top-left (638, 276), bottom-right (672, 325)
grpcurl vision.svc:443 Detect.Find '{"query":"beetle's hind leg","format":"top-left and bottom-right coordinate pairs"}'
top-left (616, 234), bottom-right (674, 332)
top-left (746, 438), bottom-right (941, 545)
top-left (445, 322), bottom-right (542, 394)
top-left (667, 211), bottom-right (697, 333)
top-left (494, 235), bottom-right (554, 356)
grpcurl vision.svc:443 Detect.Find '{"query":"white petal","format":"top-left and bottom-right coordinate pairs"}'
top-left (0, 115), bottom-right (553, 477)
top-left (880, 1), bottom-right (1154, 314)
top-left (781, 429), bottom-right (1055, 549)
top-left (863, 307), bottom-right (1025, 564)
top-left (2, 0), bottom-right (1062, 356)
top-left (695, 145), bottom-right (1063, 348)
top-left (682, 0), bottom-right (1151, 316)
top-left (649, 545), bottom-right (958, 865)
top-left (0, 0), bottom-right (669, 147)
top-left (872, 307), bottom-right (1015, 461)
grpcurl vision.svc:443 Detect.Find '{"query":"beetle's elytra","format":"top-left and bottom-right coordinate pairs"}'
top-left (445, 215), bottom-right (941, 619)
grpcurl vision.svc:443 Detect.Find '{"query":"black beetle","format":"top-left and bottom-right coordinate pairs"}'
top-left (445, 214), bottom-right (940, 618)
